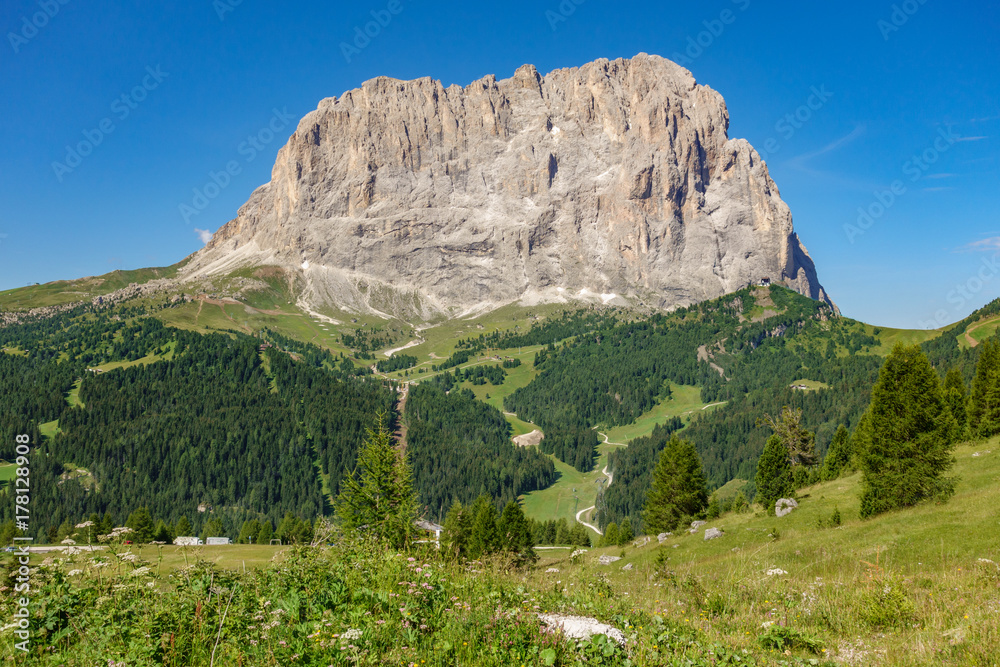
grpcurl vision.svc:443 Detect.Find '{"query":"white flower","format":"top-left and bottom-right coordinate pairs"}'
top-left (765, 568), bottom-right (788, 576)
top-left (343, 628), bottom-right (362, 640)
top-left (120, 553), bottom-right (138, 562)
top-left (67, 569), bottom-right (83, 576)
top-left (76, 521), bottom-right (95, 529)
top-left (130, 566), bottom-right (151, 577)
top-left (61, 538), bottom-right (77, 545)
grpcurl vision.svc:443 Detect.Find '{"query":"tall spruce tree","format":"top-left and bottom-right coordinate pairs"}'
top-left (467, 495), bottom-right (501, 558)
top-left (498, 501), bottom-right (536, 564)
top-left (642, 435), bottom-right (708, 534)
top-left (125, 507), bottom-right (154, 543)
top-left (174, 515), bottom-right (193, 538)
top-left (943, 368), bottom-right (968, 433)
top-left (855, 344), bottom-right (958, 518)
top-left (754, 435), bottom-right (793, 515)
top-left (822, 424), bottom-right (853, 480)
top-left (969, 340), bottom-right (1000, 437)
top-left (442, 500), bottom-right (470, 560)
top-left (335, 415), bottom-right (417, 548)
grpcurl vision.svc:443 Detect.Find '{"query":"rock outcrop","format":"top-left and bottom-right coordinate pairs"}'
top-left (182, 54), bottom-right (834, 320)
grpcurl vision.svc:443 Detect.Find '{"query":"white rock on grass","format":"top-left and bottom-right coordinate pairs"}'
top-left (704, 527), bottom-right (724, 540)
top-left (621, 563), bottom-right (633, 571)
top-left (545, 568), bottom-right (560, 573)
top-left (657, 532), bottom-right (672, 543)
top-left (537, 613), bottom-right (626, 645)
top-left (598, 555), bottom-right (621, 565)
top-left (775, 498), bottom-right (798, 518)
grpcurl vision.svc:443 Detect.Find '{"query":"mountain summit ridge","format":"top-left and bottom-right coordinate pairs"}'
top-left (182, 53), bottom-right (834, 320)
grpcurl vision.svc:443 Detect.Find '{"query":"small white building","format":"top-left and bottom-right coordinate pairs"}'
top-left (205, 537), bottom-right (231, 545)
top-left (174, 536), bottom-right (202, 546)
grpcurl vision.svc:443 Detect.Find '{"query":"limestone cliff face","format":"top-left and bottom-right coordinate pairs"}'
top-left (182, 53), bottom-right (834, 320)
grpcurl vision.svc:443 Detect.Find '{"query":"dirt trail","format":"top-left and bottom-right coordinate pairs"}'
top-left (575, 465), bottom-right (613, 535)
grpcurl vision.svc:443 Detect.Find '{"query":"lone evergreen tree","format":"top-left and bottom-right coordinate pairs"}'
top-left (761, 407), bottom-right (817, 466)
top-left (174, 515), bottom-right (193, 538)
top-left (617, 519), bottom-right (634, 546)
top-left (602, 522), bottom-right (620, 547)
top-left (642, 435), bottom-right (709, 534)
top-left (943, 368), bottom-right (968, 433)
top-left (335, 414), bottom-right (417, 547)
top-left (467, 495), bottom-right (501, 558)
top-left (256, 520), bottom-right (274, 544)
top-left (755, 435), bottom-right (793, 515)
top-left (442, 500), bottom-right (470, 560)
top-left (855, 343), bottom-right (958, 518)
top-left (822, 424), bottom-right (853, 480)
top-left (498, 500), bottom-right (536, 564)
top-left (125, 507), bottom-right (154, 543)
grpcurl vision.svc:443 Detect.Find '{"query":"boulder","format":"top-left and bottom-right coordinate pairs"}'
top-left (775, 498), bottom-right (798, 518)
top-left (657, 532), bottom-right (672, 543)
top-left (704, 527), bottom-right (724, 541)
top-left (537, 613), bottom-right (626, 645)
top-left (598, 555), bottom-right (621, 565)
top-left (621, 563), bottom-right (634, 571)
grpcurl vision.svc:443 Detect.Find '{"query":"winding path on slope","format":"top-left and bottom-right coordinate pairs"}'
top-left (575, 465), bottom-right (613, 535)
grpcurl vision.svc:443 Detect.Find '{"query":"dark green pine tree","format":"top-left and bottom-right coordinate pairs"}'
top-left (152, 520), bottom-right (174, 544)
top-left (335, 416), bottom-right (417, 548)
top-left (498, 501), bottom-right (536, 564)
top-left (968, 341), bottom-right (1000, 437)
top-left (125, 507), bottom-right (155, 543)
top-left (943, 368), bottom-right (968, 437)
top-left (442, 500), bottom-right (470, 560)
top-left (617, 519), bottom-right (634, 546)
top-left (174, 515), bottom-right (193, 538)
top-left (642, 435), bottom-right (709, 534)
top-left (238, 519), bottom-right (262, 544)
top-left (467, 495), bottom-right (501, 559)
top-left (256, 520), bottom-right (274, 544)
top-left (754, 435), bottom-right (794, 515)
top-left (855, 344), bottom-right (958, 518)
top-left (602, 522), bottom-right (620, 547)
top-left (822, 424), bottom-right (853, 480)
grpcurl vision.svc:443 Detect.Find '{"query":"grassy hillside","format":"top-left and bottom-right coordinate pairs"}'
top-left (0, 262), bottom-right (187, 311)
top-left (8, 437), bottom-right (998, 665)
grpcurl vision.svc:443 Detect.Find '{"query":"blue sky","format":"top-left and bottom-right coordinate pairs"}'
top-left (1, 0), bottom-right (997, 328)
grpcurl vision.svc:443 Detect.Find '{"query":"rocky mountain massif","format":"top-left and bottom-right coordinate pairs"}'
top-left (182, 53), bottom-right (834, 321)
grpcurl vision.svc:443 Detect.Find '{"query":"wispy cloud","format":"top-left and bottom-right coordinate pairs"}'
top-left (956, 135), bottom-right (989, 142)
top-left (922, 186), bottom-right (954, 192)
top-left (957, 236), bottom-right (1000, 253)
top-left (195, 228), bottom-right (213, 244)
top-left (926, 173), bottom-right (957, 179)
top-left (788, 125), bottom-right (867, 167)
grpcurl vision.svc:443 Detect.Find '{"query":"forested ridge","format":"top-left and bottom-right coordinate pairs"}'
top-left (405, 384), bottom-right (557, 521)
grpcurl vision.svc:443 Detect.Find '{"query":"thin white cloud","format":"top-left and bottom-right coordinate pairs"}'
top-left (956, 136), bottom-right (989, 142)
top-left (788, 125), bottom-right (867, 167)
top-left (958, 236), bottom-right (1000, 253)
top-left (925, 173), bottom-right (957, 179)
top-left (195, 228), bottom-right (213, 244)
top-left (922, 186), bottom-right (954, 192)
